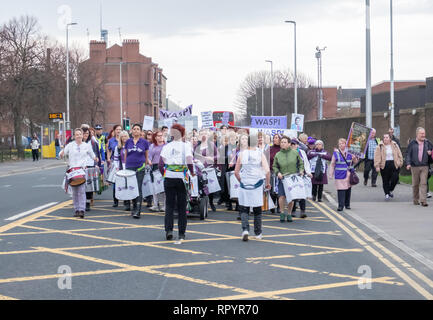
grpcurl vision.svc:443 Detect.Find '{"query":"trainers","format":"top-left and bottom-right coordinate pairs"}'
top-left (300, 211), bottom-right (307, 219)
top-left (150, 205), bottom-right (160, 212)
top-left (427, 192), bottom-right (432, 199)
top-left (385, 194), bottom-right (390, 201)
top-left (255, 234), bottom-right (263, 240)
top-left (287, 214), bottom-right (293, 223)
top-left (280, 213), bottom-right (286, 222)
top-left (179, 234), bottom-right (186, 240)
top-left (389, 192), bottom-right (394, 198)
top-left (242, 231), bottom-right (249, 242)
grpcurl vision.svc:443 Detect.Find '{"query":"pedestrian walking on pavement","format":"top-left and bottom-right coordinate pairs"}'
top-left (329, 138), bottom-right (359, 211)
top-left (30, 134), bottom-right (40, 161)
top-left (405, 127), bottom-right (432, 207)
top-left (273, 136), bottom-right (304, 223)
top-left (374, 133), bottom-right (403, 201)
top-left (124, 124), bottom-right (150, 219)
top-left (363, 129), bottom-right (380, 187)
top-left (234, 133), bottom-right (271, 241)
top-left (60, 128), bottom-right (97, 219)
top-left (159, 124), bottom-right (195, 241)
top-left (307, 140), bottom-right (332, 202)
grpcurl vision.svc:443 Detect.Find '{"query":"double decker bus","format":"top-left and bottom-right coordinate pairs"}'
top-left (212, 111), bottom-right (235, 127)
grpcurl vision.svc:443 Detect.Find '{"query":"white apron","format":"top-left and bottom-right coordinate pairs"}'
top-left (238, 149), bottom-right (265, 207)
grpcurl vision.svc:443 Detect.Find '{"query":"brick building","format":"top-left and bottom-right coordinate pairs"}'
top-left (87, 39), bottom-right (166, 129)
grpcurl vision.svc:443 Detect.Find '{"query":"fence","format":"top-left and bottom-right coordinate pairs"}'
top-left (0, 147), bottom-right (33, 162)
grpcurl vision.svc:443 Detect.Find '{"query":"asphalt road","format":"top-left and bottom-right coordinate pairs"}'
top-left (1, 167), bottom-right (433, 301)
top-left (0, 166), bottom-right (70, 227)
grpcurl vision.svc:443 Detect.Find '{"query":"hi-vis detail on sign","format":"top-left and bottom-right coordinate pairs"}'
top-left (251, 116), bottom-right (287, 129)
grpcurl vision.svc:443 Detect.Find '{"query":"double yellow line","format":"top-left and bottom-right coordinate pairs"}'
top-left (311, 200), bottom-right (433, 300)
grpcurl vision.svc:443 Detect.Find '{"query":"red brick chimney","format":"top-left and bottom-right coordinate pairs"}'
top-left (122, 39), bottom-right (140, 62)
top-left (89, 40), bottom-right (107, 63)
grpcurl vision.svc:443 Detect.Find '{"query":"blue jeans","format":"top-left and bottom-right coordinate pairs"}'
top-left (55, 146), bottom-right (61, 158)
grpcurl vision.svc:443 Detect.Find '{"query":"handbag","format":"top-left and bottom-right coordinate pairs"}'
top-left (339, 150), bottom-right (359, 186)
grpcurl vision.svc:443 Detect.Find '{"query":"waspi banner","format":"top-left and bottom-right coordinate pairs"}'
top-left (251, 116), bottom-right (287, 129)
top-left (160, 105), bottom-right (193, 119)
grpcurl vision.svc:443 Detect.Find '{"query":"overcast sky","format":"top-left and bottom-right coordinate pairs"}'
top-left (1, 0), bottom-right (432, 117)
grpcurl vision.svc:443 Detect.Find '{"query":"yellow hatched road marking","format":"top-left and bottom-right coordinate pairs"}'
top-left (207, 276), bottom-right (398, 300)
top-left (28, 247), bottom-right (288, 300)
top-left (269, 264), bottom-right (404, 286)
top-left (319, 202), bottom-right (433, 289)
top-left (311, 201), bottom-right (433, 300)
top-left (19, 224), bottom-right (211, 256)
top-left (0, 294), bottom-right (18, 300)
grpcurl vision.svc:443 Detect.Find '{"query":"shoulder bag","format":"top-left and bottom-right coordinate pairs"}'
top-left (339, 150), bottom-right (359, 186)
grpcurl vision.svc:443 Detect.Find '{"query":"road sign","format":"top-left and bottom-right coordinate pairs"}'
top-left (49, 113), bottom-right (63, 120)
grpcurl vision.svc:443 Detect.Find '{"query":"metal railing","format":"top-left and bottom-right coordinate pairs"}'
top-left (0, 147), bottom-right (33, 162)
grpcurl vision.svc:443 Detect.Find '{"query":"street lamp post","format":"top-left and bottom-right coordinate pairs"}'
top-left (265, 60), bottom-right (274, 116)
top-left (366, 0), bottom-right (372, 128)
top-left (390, 0), bottom-right (395, 129)
top-left (66, 22), bottom-right (77, 130)
top-left (315, 46), bottom-right (326, 120)
top-left (285, 20), bottom-right (297, 114)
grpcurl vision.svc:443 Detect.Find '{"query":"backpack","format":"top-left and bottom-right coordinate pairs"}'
top-left (314, 156), bottom-right (324, 181)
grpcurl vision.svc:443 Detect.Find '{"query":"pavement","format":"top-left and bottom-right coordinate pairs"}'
top-left (0, 158), bottom-right (66, 178)
top-left (323, 174), bottom-right (433, 272)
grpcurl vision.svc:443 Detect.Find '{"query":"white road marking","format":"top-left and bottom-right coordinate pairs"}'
top-left (5, 202), bottom-right (59, 221)
top-left (32, 185), bottom-right (62, 188)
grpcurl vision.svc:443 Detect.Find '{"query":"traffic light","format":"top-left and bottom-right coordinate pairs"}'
top-left (123, 118), bottom-right (130, 131)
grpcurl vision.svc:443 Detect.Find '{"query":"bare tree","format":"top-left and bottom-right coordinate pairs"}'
top-left (0, 16), bottom-right (43, 157)
top-left (235, 69), bottom-right (317, 124)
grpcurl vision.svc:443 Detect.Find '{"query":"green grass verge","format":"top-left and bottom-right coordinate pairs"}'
top-left (400, 175), bottom-right (433, 192)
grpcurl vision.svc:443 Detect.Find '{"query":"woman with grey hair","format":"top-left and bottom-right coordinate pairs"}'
top-left (307, 139), bottom-right (332, 202)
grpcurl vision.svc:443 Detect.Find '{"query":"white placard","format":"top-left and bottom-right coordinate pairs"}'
top-left (143, 116), bottom-right (154, 131)
top-left (201, 111), bottom-right (213, 128)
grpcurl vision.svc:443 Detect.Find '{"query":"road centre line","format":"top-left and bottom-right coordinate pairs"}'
top-left (5, 202), bottom-right (59, 221)
top-left (310, 201), bottom-right (433, 300)
top-left (0, 201), bottom-right (72, 234)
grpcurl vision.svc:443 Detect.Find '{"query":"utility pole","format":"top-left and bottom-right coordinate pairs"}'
top-left (315, 46), bottom-right (326, 120)
top-left (389, 0), bottom-right (395, 129)
top-left (366, 0), bottom-right (372, 128)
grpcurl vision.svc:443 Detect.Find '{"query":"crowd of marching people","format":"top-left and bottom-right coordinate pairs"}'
top-left (59, 122), bottom-right (433, 242)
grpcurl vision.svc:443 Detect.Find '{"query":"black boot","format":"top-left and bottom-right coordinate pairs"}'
top-left (85, 202), bottom-right (90, 212)
top-left (124, 201), bottom-right (131, 212)
top-left (132, 200), bottom-right (141, 219)
top-left (113, 199), bottom-right (119, 208)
